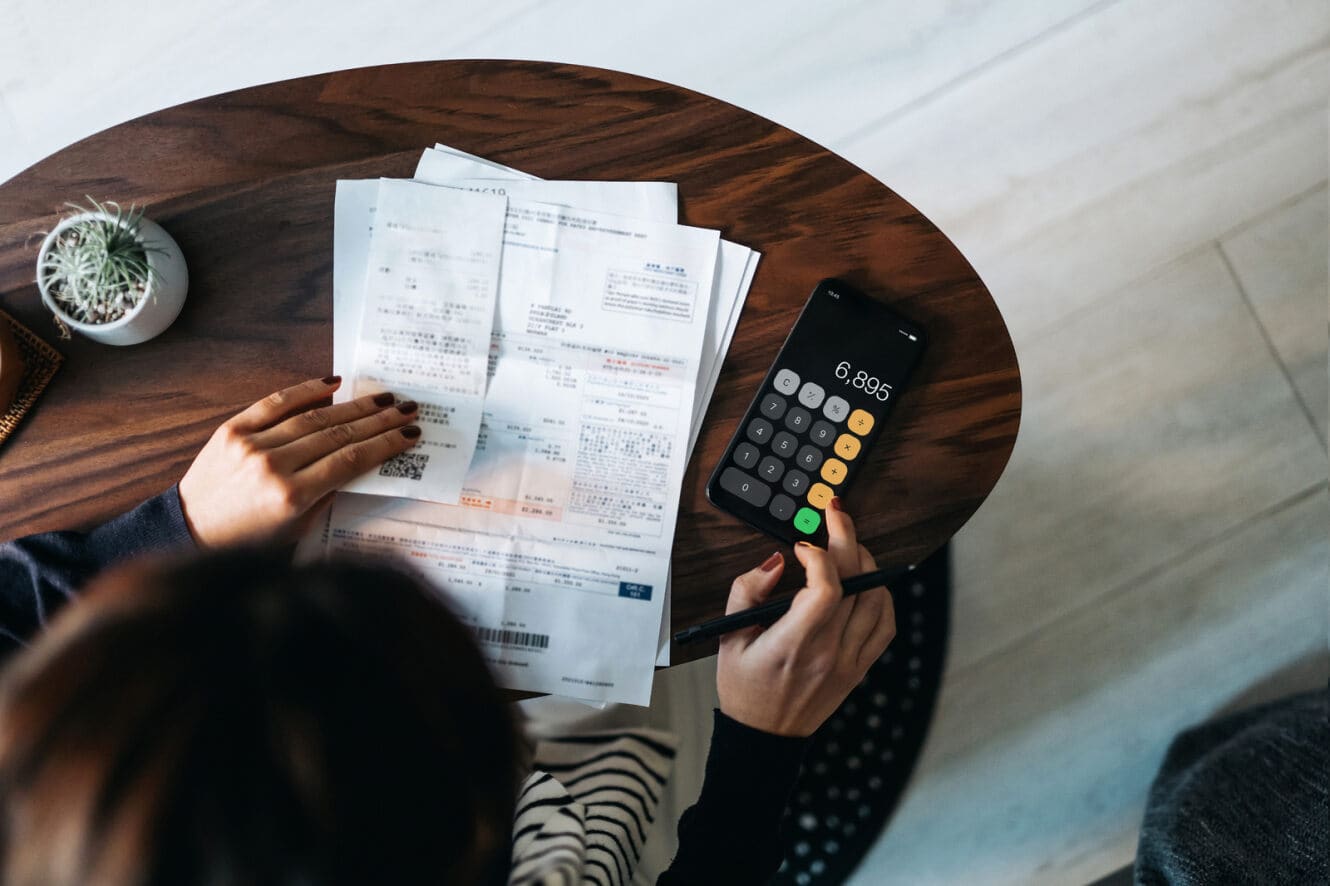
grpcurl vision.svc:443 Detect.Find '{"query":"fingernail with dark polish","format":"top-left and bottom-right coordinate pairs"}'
top-left (373, 392), bottom-right (395, 407)
top-left (760, 551), bottom-right (783, 572)
top-left (323, 375), bottom-right (341, 385)
top-left (401, 426), bottom-right (422, 439)
top-left (829, 496), bottom-right (842, 512)
top-left (396, 401), bottom-right (419, 414)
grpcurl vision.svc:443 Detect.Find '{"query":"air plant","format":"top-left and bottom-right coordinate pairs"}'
top-left (39, 198), bottom-right (164, 336)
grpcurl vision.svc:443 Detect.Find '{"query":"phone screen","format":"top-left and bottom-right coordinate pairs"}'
top-left (782, 281), bottom-right (925, 413)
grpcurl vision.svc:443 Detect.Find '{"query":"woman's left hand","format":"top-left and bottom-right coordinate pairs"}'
top-left (178, 376), bottom-right (420, 547)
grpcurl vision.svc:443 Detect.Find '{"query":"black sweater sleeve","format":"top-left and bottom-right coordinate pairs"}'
top-left (0, 486), bottom-right (195, 659)
top-left (658, 709), bottom-right (810, 885)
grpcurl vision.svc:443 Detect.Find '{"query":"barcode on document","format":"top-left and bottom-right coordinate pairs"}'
top-left (379, 451), bottom-right (429, 481)
top-left (475, 626), bottom-right (550, 650)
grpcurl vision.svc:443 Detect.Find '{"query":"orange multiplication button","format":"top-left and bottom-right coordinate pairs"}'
top-left (820, 458), bottom-right (847, 485)
top-left (807, 482), bottom-right (835, 509)
top-left (833, 433), bottom-right (861, 460)
top-left (848, 409), bottom-right (875, 435)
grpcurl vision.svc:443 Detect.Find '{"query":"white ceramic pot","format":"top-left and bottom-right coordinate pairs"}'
top-left (36, 211), bottom-right (188, 346)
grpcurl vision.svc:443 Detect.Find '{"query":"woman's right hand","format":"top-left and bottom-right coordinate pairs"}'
top-left (716, 498), bottom-right (896, 737)
top-left (178, 376), bottom-right (421, 548)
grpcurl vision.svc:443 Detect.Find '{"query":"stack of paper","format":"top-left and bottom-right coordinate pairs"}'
top-left (305, 144), bottom-right (758, 705)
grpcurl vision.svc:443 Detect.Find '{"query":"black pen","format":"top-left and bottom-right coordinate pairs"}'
top-left (673, 564), bottom-right (915, 645)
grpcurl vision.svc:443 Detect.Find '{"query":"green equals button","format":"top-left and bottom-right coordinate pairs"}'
top-left (793, 507), bottom-right (821, 535)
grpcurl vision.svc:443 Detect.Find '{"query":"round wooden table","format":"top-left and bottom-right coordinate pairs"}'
top-left (0, 60), bottom-right (1020, 664)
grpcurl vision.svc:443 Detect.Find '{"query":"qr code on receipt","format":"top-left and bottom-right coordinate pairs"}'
top-left (378, 451), bottom-right (429, 481)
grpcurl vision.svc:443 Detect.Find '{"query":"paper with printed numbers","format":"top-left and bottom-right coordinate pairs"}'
top-left (312, 146), bottom-right (760, 704)
top-left (340, 179), bottom-right (507, 505)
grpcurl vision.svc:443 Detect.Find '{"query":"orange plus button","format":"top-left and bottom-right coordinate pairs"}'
top-left (834, 433), bottom-right (861, 460)
top-left (848, 409), bottom-right (875, 436)
top-left (807, 482), bottom-right (834, 509)
top-left (820, 458), bottom-right (848, 486)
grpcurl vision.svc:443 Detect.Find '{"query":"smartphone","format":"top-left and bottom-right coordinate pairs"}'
top-left (705, 278), bottom-right (926, 545)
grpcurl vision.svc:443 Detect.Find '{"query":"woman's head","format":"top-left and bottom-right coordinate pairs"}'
top-left (0, 548), bottom-right (519, 886)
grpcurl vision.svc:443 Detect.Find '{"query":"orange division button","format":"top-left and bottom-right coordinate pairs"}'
top-left (820, 458), bottom-right (848, 485)
top-left (807, 482), bottom-right (835, 509)
top-left (833, 433), bottom-right (862, 460)
top-left (848, 409), bottom-right (875, 435)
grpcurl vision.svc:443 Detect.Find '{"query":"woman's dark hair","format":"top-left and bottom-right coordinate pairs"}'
top-left (0, 548), bottom-right (519, 886)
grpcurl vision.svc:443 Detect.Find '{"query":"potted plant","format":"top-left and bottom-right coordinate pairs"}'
top-left (36, 198), bottom-right (188, 346)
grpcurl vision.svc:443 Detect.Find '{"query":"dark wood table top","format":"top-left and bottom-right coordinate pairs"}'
top-left (0, 60), bottom-right (1020, 666)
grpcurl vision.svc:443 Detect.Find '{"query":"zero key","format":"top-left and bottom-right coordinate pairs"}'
top-left (719, 467), bottom-right (772, 507)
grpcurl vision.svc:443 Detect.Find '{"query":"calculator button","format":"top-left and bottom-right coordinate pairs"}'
top-left (757, 456), bottom-right (785, 483)
top-left (784, 407), bottom-right (812, 433)
top-left (809, 420), bottom-right (836, 446)
top-left (773, 369), bottom-right (801, 395)
top-left (797, 382), bottom-right (826, 409)
top-left (793, 507), bottom-right (822, 535)
top-left (807, 482), bottom-right (834, 509)
top-left (732, 442), bottom-right (760, 469)
top-left (795, 445), bottom-right (824, 471)
top-left (834, 433), bottom-right (862, 460)
top-left (745, 417), bottom-right (773, 444)
top-left (760, 393), bottom-right (787, 420)
top-left (820, 458), bottom-right (848, 485)
top-left (771, 431), bottom-right (798, 458)
top-left (823, 396), bottom-right (850, 422)
top-left (848, 409), bottom-right (875, 435)
top-left (782, 469), bottom-right (810, 496)
top-left (769, 494), bottom-right (797, 521)
top-left (719, 467), bottom-right (771, 507)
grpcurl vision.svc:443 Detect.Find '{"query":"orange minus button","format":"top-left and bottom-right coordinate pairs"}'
top-left (807, 482), bottom-right (834, 509)
top-left (848, 409), bottom-right (875, 435)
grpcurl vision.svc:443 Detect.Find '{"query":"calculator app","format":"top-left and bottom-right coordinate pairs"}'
top-left (706, 279), bottom-right (926, 546)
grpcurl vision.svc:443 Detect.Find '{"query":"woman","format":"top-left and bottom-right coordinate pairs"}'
top-left (0, 377), bottom-right (897, 884)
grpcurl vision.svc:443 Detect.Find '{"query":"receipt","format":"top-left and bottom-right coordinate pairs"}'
top-left (341, 179), bottom-right (507, 504)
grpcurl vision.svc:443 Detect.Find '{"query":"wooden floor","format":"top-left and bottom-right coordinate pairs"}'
top-left (2, 2), bottom-right (1326, 883)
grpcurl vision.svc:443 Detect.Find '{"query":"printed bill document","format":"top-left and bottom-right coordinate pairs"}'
top-left (342, 179), bottom-right (507, 504)
top-left (310, 146), bottom-right (757, 704)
